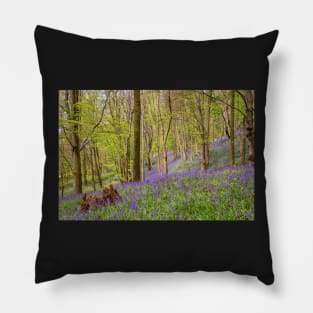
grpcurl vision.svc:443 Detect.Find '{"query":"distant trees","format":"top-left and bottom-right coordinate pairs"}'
top-left (59, 90), bottom-right (110, 193)
top-left (59, 90), bottom-right (254, 196)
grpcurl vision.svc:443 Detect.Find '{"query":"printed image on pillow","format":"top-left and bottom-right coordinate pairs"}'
top-left (58, 90), bottom-right (255, 221)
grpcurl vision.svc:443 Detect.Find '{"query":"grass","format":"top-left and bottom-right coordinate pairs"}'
top-left (59, 164), bottom-right (254, 221)
top-left (61, 172), bottom-right (117, 197)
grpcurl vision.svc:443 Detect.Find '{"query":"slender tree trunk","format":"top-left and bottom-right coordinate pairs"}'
top-left (59, 139), bottom-right (65, 197)
top-left (223, 103), bottom-right (230, 140)
top-left (72, 145), bottom-right (82, 194)
top-left (157, 150), bottom-right (162, 174)
top-left (125, 136), bottom-right (130, 181)
top-left (82, 149), bottom-right (88, 186)
top-left (190, 141), bottom-right (194, 161)
top-left (173, 146), bottom-right (178, 160)
top-left (163, 145), bottom-right (168, 174)
top-left (172, 121), bottom-right (178, 160)
top-left (159, 90), bottom-right (172, 174)
top-left (71, 90), bottom-right (82, 194)
top-left (201, 135), bottom-right (206, 170)
top-left (60, 166), bottom-right (64, 197)
top-left (141, 99), bottom-right (145, 181)
top-left (240, 123), bottom-right (246, 164)
top-left (125, 96), bottom-right (133, 182)
top-left (144, 129), bottom-right (153, 171)
top-left (155, 91), bottom-right (162, 174)
top-left (202, 90), bottom-right (211, 170)
top-left (181, 142), bottom-right (187, 161)
top-left (147, 153), bottom-right (152, 170)
top-left (95, 146), bottom-right (102, 173)
top-left (93, 146), bottom-right (102, 187)
top-left (133, 90), bottom-right (141, 181)
top-left (125, 141), bottom-right (129, 182)
top-left (244, 90), bottom-right (255, 163)
top-left (89, 147), bottom-right (96, 191)
top-left (230, 90), bottom-right (235, 166)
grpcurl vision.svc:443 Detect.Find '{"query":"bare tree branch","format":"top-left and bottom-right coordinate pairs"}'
top-left (235, 90), bottom-right (248, 111)
top-left (80, 90), bottom-right (111, 151)
top-left (199, 90), bottom-right (247, 118)
top-left (61, 127), bottom-right (74, 148)
top-left (164, 91), bottom-right (173, 143)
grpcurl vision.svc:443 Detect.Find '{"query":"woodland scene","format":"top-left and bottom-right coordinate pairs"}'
top-left (59, 90), bottom-right (255, 221)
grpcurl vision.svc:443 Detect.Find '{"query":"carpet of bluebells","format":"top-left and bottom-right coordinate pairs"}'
top-left (59, 164), bottom-right (254, 221)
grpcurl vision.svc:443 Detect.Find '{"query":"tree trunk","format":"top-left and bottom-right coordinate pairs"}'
top-left (72, 145), bottom-right (82, 194)
top-left (244, 90), bottom-right (255, 163)
top-left (163, 146), bottom-right (168, 174)
top-left (172, 121), bottom-right (178, 160)
top-left (93, 146), bottom-right (102, 187)
top-left (125, 96), bottom-right (133, 182)
top-left (71, 90), bottom-right (82, 194)
top-left (230, 90), bottom-right (235, 166)
top-left (202, 91), bottom-right (211, 170)
top-left (59, 143), bottom-right (65, 198)
top-left (82, 149), bottom-right (88, 186)
top-left (159, 90), bottom-right (172, 174)
top-left (240, 122), bottom-right (246, 164)
top-left (147, 153), bottom-right (152, 170)
top-left (89, 147), bottom-right (96, 191)
top-left (201, 136), bottom-right (207, 170)
top-left (144, 127), bottom-right (153, 171)
top-left (95, 146), bottom-right (102, 174)
top-left (132, 90), bottom-right (141, 181)
top-left (60, 168), bottom-right (64, 197)
top-left (125, 136), bottom-right (130, 181)
top-left (141, 100), bottom-right (145, 181)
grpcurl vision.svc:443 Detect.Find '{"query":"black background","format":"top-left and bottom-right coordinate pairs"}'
top-left (35, 26), bottom-right (278, 285)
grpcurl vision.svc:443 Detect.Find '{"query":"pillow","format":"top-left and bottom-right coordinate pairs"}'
top-left (34, 25), bottom-right (278, 285)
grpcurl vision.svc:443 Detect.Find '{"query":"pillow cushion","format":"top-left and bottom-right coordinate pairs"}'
top-left (34, 25), bottom-right (278, 284)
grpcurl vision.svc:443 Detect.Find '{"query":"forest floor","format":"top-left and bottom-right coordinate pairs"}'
top-left (59, 137), bottom-right (254, 221)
